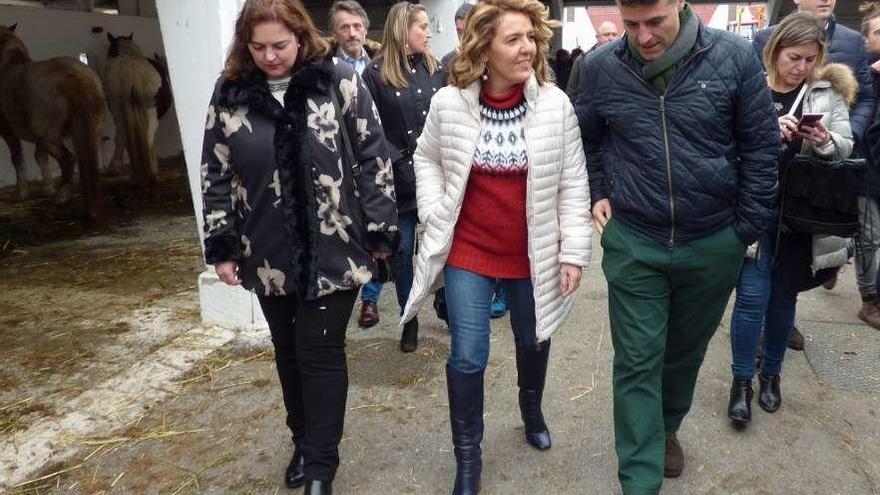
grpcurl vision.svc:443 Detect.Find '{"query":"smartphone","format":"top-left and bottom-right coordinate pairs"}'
top-left (797, 113), bottom-right (823, 128)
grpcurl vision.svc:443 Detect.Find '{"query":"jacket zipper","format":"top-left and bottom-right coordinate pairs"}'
top-left (659, 95), bottom-right (675, 247)
top-left (617, 44), bottom-right (711, 247)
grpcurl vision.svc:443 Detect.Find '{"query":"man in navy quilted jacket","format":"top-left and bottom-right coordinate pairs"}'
top-left (575, 1), bottom-right (778, 494)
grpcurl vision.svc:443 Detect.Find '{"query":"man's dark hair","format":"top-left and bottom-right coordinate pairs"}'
top-left (454, 3), bottom-right (474, 21)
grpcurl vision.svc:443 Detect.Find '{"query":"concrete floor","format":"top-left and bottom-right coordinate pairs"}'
top-left (2, 211), bottom-right (879, 494)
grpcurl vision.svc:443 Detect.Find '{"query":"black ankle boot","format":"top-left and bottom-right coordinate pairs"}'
top-left (758, 374), bottom-right (781, 413)
top-left (400, 318), bottom-right (419, 353)
top-left (516, 341), bottom-right (552, 450)
top-left (727, 378), bottom-right (753, 427)
top-left (285, 444), bottom-right (305, 488)
top-left (303, 480), bottom-right (331, 495)
top-left (447, 365), bottom-right (484, 495)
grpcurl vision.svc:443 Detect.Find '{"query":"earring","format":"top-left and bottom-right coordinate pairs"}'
top-left (481, 70), bottom-right (488, 81)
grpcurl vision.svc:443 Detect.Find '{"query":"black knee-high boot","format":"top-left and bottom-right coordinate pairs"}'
top-left (516, 341), bottom-right (551, 450)
top-left (446, 365), bottom-right (484, 495)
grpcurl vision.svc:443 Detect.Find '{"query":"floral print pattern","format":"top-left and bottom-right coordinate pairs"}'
top-left (219, 106), bottom-right (252, 138)
top-left (257, 259), bottom-right (286, 296)
top-left (201, 59), bottom-right (397, 299)
top-left (307, 99), bottom-right (339, 152)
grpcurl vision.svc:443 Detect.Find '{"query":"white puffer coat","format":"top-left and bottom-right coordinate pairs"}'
top-left (400, 73), bottom-right (592, 341)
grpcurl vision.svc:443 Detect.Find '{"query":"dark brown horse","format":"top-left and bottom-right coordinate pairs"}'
top-left (0, 24), bottom-right (105, 219)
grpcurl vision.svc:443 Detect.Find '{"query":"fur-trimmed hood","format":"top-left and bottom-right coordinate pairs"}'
top-left (325, 37), bottom-right (381, 60)
top-left (814, 63), bottom-right (859, 107)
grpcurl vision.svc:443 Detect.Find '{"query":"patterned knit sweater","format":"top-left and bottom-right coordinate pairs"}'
top-left (447, 83), bottom-right (530, 278)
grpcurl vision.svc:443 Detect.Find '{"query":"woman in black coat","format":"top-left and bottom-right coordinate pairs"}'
top-left (361, 1), bottom-right (447, 353)
top-left (201, 1), bottom-right (397, 493)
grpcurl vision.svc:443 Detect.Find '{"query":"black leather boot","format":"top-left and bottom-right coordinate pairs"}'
top-left (400, 318), bottom-right (419, 353)
top-left (758, 374), bottom-right (781, 413)
top-left (285, 443), bottom-right (305, 488)
top-left (727, 378), bottom-right (753, 427)
top-left (447, 365), bottom-right (484, 495)
top-left (303, 479), bottom-right (331, 495)
top-left (516, 341), bottom-right (552, 450)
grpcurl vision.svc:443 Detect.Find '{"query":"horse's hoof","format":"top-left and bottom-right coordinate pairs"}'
top-left (16, 186), bottom-right (30, 200)
top-left (42, 185), bottom-right (56, 197)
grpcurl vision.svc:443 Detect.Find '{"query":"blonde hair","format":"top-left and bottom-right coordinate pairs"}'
top-left (378, 2), bottom-right (439, 89)
top-left (449, 0), bottom-right (558, 89)
top-left (861, 2), bottom-right (880, 36)
top-left (763, 12), bottom-right (826, 89)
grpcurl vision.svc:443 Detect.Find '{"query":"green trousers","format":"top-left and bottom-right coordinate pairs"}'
top-left (601, 219), bottom-right (745, 495)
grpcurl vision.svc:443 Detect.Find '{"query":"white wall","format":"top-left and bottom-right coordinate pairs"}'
top-left (0, 5), bottom-right (183, 187)
top-left (562, 6), bottom-right (596, 51)
top-left (421, 0), bottom-right (469, 61)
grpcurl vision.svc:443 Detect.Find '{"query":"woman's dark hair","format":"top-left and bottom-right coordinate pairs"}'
top-left (223, 0), bottom-right (329, 79)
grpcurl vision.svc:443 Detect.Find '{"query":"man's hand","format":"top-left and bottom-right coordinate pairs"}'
top-left (560, 263), bottom-right (583, 297)
top-left (215, 261), bottom-right (241, 286)
top-left (592, 199), bottom-right (613, 234)
top-left (372, 251), bottom-right (391, 260)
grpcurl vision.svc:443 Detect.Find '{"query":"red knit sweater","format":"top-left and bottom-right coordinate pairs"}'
top-left (447, 84), bottom-right (530, 278)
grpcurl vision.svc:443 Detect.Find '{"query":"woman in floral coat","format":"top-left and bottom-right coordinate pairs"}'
top-left (200, 1), bottom-right (396, 493)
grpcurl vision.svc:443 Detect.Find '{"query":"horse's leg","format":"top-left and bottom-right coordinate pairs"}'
top-left (1, 131), bottom-right (28, 199)
top-left (107, 125), bottom-right (126, 176)
top-left (147, 107), bottom-right (159, 179)
top-left (38, 140), bottom-right (72, 204)
top-left (33, 144), bottom-right (60, 198)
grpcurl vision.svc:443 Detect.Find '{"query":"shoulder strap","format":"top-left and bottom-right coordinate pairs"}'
top-left (785, 84), bottom-right (809, 117)
top-left (330, 84), bottom-right (362, 179)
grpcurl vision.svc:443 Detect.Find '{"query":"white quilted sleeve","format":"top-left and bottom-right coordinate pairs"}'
top-left (413, 96), bottom-right (447, 224)
top-left (557, 98), bottom-right (592, 267)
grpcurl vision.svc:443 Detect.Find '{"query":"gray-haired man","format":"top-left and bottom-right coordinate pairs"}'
top-left (329, 0), bottom-right (373, 75)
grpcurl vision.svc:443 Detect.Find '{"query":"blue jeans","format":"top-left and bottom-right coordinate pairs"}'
top-left (443, 265), bottom-right (539, 374)
top-left (762, 232), bottom-right (836, 376)
top-left (391, 211), bottom-right (418, 315)
top-left (360, 280), bottom-right (382, 303)
top-left (730, 230), bottom-right (775, 380)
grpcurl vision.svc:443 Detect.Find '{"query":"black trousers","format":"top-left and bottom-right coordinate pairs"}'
top-left (257, 289), bottom-right (357, 481)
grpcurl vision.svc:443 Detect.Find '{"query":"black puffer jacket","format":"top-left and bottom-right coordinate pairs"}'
top-left (754, 15), bottom-right (877, 143)
top-left (201, 57), bottom-right (397, 300)
top-left (362, 54), bottom-right (447, 213)
top-left (577, 23), bottom-right (778, 246)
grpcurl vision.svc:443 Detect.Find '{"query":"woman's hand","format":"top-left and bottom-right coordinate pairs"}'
top-left (560, 263), bottom-right (582, 297)
top-left (779, 115), bottom-right (799, 143)
top-left (591, 199), bottom-right (613, 234)
top-left (372, 251), bottom-right (391, 260)
top-left (215, 261), bottom-right (241, 286)
top-left (797, 121), bottom-right (831, 147)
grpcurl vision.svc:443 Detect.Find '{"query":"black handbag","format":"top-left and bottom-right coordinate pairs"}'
top-left (330, 85), bottom-right (395, 284)
top-left (779, 154), bottom-right (866, 237)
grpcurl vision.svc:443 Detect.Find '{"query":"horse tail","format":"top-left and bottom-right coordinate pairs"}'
top-left (122, 83), bottom-right (157, 187)
top-left (67, 73), bottom-right (105, 220)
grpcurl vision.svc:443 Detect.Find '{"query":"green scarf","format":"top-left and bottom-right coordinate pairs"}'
top-left (627, 3), bottom-right (699, 94)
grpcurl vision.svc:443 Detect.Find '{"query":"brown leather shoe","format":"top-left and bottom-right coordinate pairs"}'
top-left (858, 294), bottom-right (880, 330)
top-left (664, 433), bottom-right (684, 478)
top-left (822, 268), bottom-right (839, 290)
top-left (787, 326), bottom-right (804, 351)
top-left (358, 301), bottom-right (379, 328)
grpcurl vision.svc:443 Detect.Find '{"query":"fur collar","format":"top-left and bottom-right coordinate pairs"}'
top-left (812, 63), bottom-right (858, 107)
top-left (216, 57), bottom-right (336, 118)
